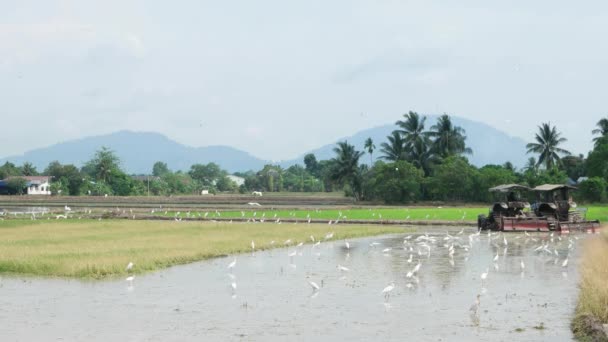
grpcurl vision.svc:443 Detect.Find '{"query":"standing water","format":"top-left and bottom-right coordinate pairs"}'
top-left (0, 227), bottom-right (584, 341)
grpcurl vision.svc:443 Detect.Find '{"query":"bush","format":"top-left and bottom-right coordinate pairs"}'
top-left (578, 177), bottom-right (607, 203)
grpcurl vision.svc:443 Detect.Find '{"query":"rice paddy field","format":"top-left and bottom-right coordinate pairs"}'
top-left (153, 205), bottom-right (608, 222)
top-left (0, 219), bottom-right (406, 279)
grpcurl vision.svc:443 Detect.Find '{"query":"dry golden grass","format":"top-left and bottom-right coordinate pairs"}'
top-left (0, 220), bottom-right (406, 279)
top-left (572, 227), bottom-right (608, 340)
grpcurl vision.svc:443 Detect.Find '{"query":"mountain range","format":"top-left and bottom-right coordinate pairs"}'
top-left (1, 116), bottom-right (530, 174)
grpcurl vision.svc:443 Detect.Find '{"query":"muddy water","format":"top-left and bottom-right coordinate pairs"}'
top-left (0, 227), bottom-right (587, 341)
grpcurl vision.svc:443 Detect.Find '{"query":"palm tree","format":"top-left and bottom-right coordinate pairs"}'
top-left (330, 141), bottom-right (365, 200)
top-left (409, 138), bottom-right (438, 176)
top-left (379, 131), bottom-right (407, 161)
top-left (526, 122), bottom-right (571, 169)
top-left (592, 117), bottom-right (608, 147)
top-left (428, 114), bottom-right (472, 158)
top-left (395, 111), bottom-right (428, 148)
top-left (364, 137), bottom-right (376, 165)
top-left (523, 157), bottom-right (537, 173)
top-left (20, 162), bottom-right (38, 176)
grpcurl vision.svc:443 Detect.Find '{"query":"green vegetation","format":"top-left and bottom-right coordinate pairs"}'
top-left (1, 115), bottom-right (608, 206)
top-left (572, 228), bottom-right (608, 341)
top-left (0, 220), bottom-right (406, 278)
top-left (154, 205), bottom-right (606, 222)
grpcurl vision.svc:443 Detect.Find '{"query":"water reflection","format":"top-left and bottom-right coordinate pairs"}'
top-left (0, 227), bottom-right (587, 341)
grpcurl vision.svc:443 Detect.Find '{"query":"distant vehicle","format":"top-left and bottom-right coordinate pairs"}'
top-left (478, 184), bottom-right (600, 233)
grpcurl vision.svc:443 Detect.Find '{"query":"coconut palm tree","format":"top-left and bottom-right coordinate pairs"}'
top-left (409, 138), bottom-right (439, 176)
top-left (395, 111), bottom-right (428, 148)
top-left (364, 137), bottom-right (376, 165)
top-left (428, 114), bottom-right (472, 158)
top-left (330, 141), bottom-right (365, 200)
top-left (379, 131), bottom-right (407, 161)
top-left (523, 157), bottom-right (537, 173)
top-left (526, 122), bottom-right (571, 169)
top-left (592, 117), bottom-right (608, 147)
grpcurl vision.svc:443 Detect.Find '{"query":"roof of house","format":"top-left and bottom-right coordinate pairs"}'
top-left (2, 176), bottom-right (51, 185)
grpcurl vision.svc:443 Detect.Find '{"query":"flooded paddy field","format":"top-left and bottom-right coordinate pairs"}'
top-left (0, 227), bottom-right (587, 341)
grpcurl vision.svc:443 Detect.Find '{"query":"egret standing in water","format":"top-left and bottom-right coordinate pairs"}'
top-left (228, 258), bottom-right (236, 271)
top-left (382, 282), bottom-right (395, 301)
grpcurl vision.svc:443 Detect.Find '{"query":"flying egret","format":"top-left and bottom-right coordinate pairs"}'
top-left (337, 264), bottom-right (350, 272)
top-left (382, 282), bottom-right (396, 300)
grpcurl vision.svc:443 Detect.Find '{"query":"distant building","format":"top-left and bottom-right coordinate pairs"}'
top-left (0, 176), bottom-right (52, 195)
top-left (227, 175), bottom-right (245, 186)
top-left (131, 175), bottom-right (161, 182)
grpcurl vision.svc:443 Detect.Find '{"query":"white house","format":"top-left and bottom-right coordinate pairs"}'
top-left (23, 176), bottom-right (52, 195)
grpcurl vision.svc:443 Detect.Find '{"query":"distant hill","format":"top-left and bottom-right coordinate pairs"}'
top-left (282, 115), bottom-right (529, 168)
top-left (0, 131), bottom-right (268, 174)
top-left (0, 117), bottom-right (529, 174)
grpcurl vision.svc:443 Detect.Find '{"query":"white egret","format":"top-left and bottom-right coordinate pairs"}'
top-left (493, 253), bottom-right (499, 262)
top-left (125, 262), bottom-right (134, 272)
top-left (520, 259), bottom-right (525, 271)
top-left (251, 240), bottom-right (255, 252)
top-left (382, 282), bottom-right (396, 300)
top-left (480, 268), bottom-right (489, 284)
top-left (64, 205), bottom-right (71, 212)
top-left (309, 281), bottom-right (320, 291)
top-left (310, 235), bottom-right (315, 242)
top-left (407, 254), bottom-right (413, 263)
top-left (337, 265), bottom-right (350, 272)
top-left (345, 241), bottom-right (350, 250)
top-left (382, 248), bottom-right (392, 253)
top-left (231, 282), bottom-right (237, 291)
top-left (228, 258), bottom-right (236, 270)
top-left (562, 258), bottom-right (568, 267)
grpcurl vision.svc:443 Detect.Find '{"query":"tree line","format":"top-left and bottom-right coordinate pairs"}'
top-left (1, 114), bottom-right (607, 203)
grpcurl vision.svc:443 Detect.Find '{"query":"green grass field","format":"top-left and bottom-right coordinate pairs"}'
top-left (0, 220), bottom-right (406, 279)
top-left (155, 205), bottom-right (607, 222)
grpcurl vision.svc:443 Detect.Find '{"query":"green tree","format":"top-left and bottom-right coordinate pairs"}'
top-left (379, 131), bottom-right (407, 161)
top-left (526, 122), bottom-right (571, 169)
top-left (578, 177), bottom-right (607, 203)
top-left (364, 137), bottom-right (376, 165)
top-left (0, 162), bottom-right (20, 179)
top-left (426, 156), bottom-right (476, 201)
top-left (84, 147), bottom-right (122, 183)
top-left (474, 165), bottom-right (518, 202)
top-left (6, 177), bottom-right (28, 195)
top-left (428, 114), bottom-right (472, 158)
top-left (44, 161), bottom-right (84, 195)
top-left (303, 154), bottom-right (319, 177)
top-left (586, 136), bottom-right (608, 180)
top-left (368, 161), bottom-right (423, 203)
top-left (152, 161), bottom-right (170, 176)
top-left (560, 155), bottom-right (586, 180)
top-left (395, 111), bottom-right (428, 148)
top-left (189, 163), bottom-right (223, 186)
top-left (330, 141), bottom-right (365, 200)
top-left (21, 162), bottom-right (38, 176)
top-left (409, 138), bottom-right (438, 176)
top-left (592, 117), bottom-right (608, 147)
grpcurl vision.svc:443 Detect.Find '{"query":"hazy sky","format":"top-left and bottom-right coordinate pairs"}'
top-left (1, 0), bottom-right (606, 161)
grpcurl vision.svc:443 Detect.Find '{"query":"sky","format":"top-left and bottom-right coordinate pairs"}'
top-left (1, 0), bottom-right (606, 161)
